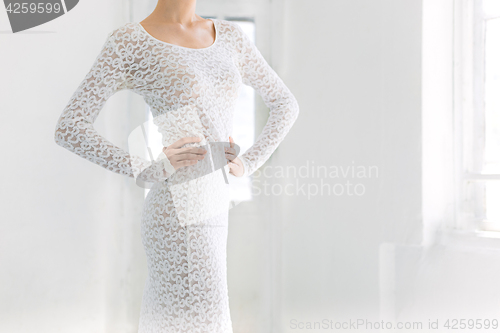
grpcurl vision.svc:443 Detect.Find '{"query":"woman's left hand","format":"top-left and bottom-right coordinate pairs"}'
top-left (226, 136), bottom-right (245, 177)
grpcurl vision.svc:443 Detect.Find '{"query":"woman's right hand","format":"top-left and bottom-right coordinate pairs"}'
top-left (161, 137), bottom-right (207, 170)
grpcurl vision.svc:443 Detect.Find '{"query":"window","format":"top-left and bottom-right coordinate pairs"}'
top-left (455, 0), bottom-right (500, 232)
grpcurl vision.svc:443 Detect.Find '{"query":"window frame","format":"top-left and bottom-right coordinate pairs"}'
top-left (453, 0), bottom-right (500, 233)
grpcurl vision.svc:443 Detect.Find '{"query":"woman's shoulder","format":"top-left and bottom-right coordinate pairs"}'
top-left (107, 22), bottom-right (139, 40)
top-left (102, 22), bottom-right (145, 56)
top-left (215, 18), bottom-right (243, 34)
top-left (213, 19), bottom-right (249, 47)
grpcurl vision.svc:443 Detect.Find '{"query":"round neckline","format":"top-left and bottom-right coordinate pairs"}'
top-left (136, 18), bottom-right (218, 51)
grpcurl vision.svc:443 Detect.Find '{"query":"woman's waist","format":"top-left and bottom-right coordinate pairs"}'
top-left (167, 166), bottom-right (231, 227)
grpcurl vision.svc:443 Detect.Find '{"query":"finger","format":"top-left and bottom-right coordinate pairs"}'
top-left (225, 152), bottom-right (236, 161)
top-left (176, 147), bottom-right (207, 155)
top-left (175, 159), bottom-right (199, 168)
top-left (229, 136), bottom-right (235, 148)
top-left (169, 154), bottom-right (202, 163)
top-left (170, 136), bottom-right (202, 149)
top-left (224, 147), bottom-right (236, 155)
top-left (177, 153), bottom-right (206, 161)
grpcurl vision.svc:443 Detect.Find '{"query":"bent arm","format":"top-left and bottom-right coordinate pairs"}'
top-left (233, 23), bottom-right (300, 177)
top-left (54, 29), bottom-right (172, 183)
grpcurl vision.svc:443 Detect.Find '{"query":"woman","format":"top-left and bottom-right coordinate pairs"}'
top-left (54, 0), bottom-right (299, 331)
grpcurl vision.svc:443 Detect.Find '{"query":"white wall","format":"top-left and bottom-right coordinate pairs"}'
top-left (381, 242), bottom-right (500, 330)
top-left (228, 0), bottom-right (423, 331)
top-left (0, 1), bottom-right (147, 332)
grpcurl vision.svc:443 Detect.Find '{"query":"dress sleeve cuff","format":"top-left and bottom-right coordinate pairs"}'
top-left (239, 155), bottom-right (249, 178)
top-left (156, 151), bottom-right (176, 175)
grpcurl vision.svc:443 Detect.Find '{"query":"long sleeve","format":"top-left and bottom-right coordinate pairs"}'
top-left (54, 29), bottom-right (173, 183)
top-left (233, 23), bottom-right (300, 178)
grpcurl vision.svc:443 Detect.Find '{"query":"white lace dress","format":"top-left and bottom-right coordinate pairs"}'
top-left (54, 18), bottom-right (299, 333)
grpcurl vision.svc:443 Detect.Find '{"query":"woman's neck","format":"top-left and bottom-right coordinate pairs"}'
top-left (149, 0), bottom-right (200, 25)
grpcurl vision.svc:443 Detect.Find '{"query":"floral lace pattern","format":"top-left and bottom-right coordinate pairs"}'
top-left (54, 18), bottom-right (299, 333)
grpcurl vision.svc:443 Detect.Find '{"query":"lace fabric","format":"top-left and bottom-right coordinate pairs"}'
top-left (54, 18), bottom-right (299, 333)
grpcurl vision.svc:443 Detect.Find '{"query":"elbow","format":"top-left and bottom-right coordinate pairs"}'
top-left (54, 125), bottom-right (65, 147)
top-left (289, 95), bottom-right (300, 122)
top-left (54, 117), bottom-right (75, 150)
top-left (54, 112), bottom-right (88, 150)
